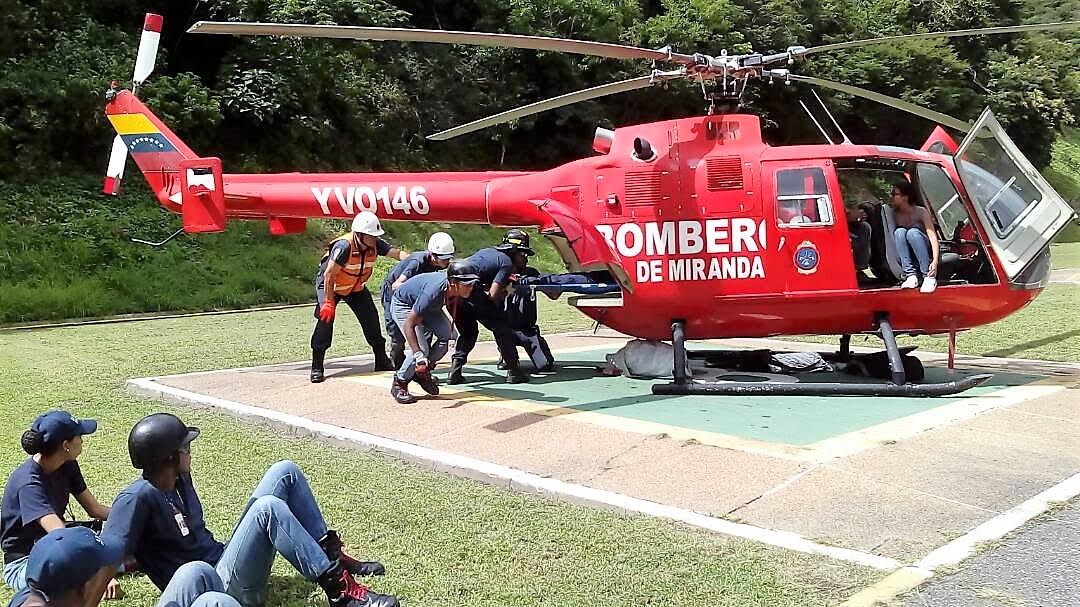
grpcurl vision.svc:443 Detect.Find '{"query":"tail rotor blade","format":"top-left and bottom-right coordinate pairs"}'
top-left (103, 135), bottom-right (128, 195)
top-left (133, 14), bottom-right (163, 85)
top-left (428, 70), bottom-right (685, 141)
top-left (767, 70), bottom-right (973, 132)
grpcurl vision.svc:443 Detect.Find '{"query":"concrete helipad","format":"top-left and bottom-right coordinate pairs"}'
top-left (128, 330), bottom-right (1080, 573)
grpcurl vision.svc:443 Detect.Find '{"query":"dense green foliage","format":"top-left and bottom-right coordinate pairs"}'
top-left (1, 0), bottom-right (1077, 174)
top-left (0, 0), bottom-right (1077, 322)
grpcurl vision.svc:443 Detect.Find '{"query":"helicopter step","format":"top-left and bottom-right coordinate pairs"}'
top-left (652, 318), bottom-right (992, 397)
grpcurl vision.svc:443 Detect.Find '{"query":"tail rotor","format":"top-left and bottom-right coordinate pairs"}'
top-left (103, 13), bottom-right (162, 196)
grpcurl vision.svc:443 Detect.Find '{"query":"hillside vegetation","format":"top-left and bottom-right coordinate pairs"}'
top-left (0, 0), bottom-right (1077, 322)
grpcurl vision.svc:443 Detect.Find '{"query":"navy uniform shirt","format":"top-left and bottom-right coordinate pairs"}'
top-left (1, 459), bottom-right (87, 563)
top-left (392, 272), bottom-right (450, 316)
top-left (102, 475), bottom-right (224, 590)
top-left (467, 248), bottom-right (513, 288)
top-left (380, 252), bottom-right (440, 305)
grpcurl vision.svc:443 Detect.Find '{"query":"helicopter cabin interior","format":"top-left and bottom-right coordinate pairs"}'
top-left (826, 155), bottom-right (999, 290)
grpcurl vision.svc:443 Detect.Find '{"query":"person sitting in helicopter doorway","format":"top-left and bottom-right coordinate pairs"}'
top-left (310, 211), bottom-right (410, 383)
top-left (102, 413), bottom-right (397, 607)
top-left (846, 206), bottom-right (872, 282)
top-left (388, 261), bottom-right (480, 403)
top-left (379, 232), bottom-right (455, 369)
top-left (889, 181), bottom-right (939, 293)
top-left (446, 229), bottom-right (534, 384)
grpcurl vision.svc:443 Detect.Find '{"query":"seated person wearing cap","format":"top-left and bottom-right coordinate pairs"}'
top-left (102, 413), bottom-right (397, 607)
top-left (2, 411), bottom-right (117, 598)
top-left (7, 526), bottom-right (123, 607)
top-left (380, 232), bottom-right (456, 369)
top-left (388, 261), bottom-right (479, 404)
top-left (447, 229), bottom-right (534, 385)
top-left (7, 527), bottom-right (238, 607)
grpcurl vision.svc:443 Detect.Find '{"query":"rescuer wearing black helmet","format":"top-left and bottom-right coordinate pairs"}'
top-left (446, 229), bottom-right (535, 384)
top-left (386, 260), bottom-right (479, 403)
top-left (103, 413), bottom-right (397, 607)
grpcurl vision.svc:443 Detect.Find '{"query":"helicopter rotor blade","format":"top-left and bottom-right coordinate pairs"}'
top-left (187, 21), bottom-right (697, 63)
top-left (782, 21), bottom-right (1080, 60)
top-left (427, 69), bottom-right (686, 141)
top-left (767, 70), bottom-right (973, 132)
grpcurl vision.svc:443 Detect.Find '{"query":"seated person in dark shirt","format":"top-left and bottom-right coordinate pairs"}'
top-left (6, 526), bottom-right (123, 607)
top-left (102, 413), bottom-right (397, 607)
top-left (2, 411), bottom-right (118, 598)
top-left (846, 206), bottom-right (872, 275)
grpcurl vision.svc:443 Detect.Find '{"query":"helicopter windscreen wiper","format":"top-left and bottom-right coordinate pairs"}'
top-left (772, 21), bottom-right (1080, 62)
top-left (187, 21), bottom-right (697, 63)
top-left (427, 70), bottom-right (686, 141)
top-left (765, 70), bottom-right (973, 133)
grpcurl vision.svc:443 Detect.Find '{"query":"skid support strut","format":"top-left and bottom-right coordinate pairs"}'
top-left (876, 313), bottom-right (906, 385)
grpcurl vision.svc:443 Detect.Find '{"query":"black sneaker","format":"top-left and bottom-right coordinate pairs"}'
top-left (390, 379), bottom-right (416, 404)
top-left (321, 562), bottom-right (399, 607)
top-left (373, 356), bottom-right (395, 372)
top-left (319, 530), bottom-right (386, 577)
top-left (311, 369), bottom-right (325, 383)
top-left (414, 371), bottom-right (439, 395)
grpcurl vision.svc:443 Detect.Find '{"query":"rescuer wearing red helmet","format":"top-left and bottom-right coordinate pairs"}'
top-left (311, 212), bottom-right (410, 383)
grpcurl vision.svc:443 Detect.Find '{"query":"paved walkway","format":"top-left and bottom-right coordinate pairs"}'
top-left (128, 331), bottom-right (1080, 567)
top-left (1050, 268), bottom-right (1080, 285)
top-left (902, 498), bottom-right (1080, 607)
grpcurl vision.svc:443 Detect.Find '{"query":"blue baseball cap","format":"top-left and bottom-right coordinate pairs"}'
top-left (26, 527), bottom-right (123, 600)
top-left (31, 410), bottom-right (97, 445)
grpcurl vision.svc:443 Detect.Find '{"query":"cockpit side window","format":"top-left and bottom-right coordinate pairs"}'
top-left (775, 167), bottom-right (834, 227)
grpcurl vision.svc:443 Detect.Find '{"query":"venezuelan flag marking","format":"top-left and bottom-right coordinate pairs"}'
top-left (108, 113), bottom-right (158, 136)
top-left (121, 133), bottom-right (177, 154)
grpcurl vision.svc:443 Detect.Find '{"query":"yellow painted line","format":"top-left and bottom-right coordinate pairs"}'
top-left (344, 370), bottom-right (813, 462)
top-left (838, 567), bottom-right (930, 607)
top-left (107, 113), bottom-right (158, 135)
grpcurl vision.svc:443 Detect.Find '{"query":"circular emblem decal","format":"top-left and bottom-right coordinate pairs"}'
top-left (794, 241), bottom-right (819, 274)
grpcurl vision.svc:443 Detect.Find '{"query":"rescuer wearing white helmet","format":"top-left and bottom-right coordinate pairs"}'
top-left (310, 212), bottom-right (410, 383)
top-left (379, 232), bottom-right (455, 368)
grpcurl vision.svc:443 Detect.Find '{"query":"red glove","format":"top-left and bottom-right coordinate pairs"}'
top-left (318, 299), bottom-right (336, 323)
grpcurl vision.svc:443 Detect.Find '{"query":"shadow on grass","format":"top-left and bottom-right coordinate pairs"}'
top-left (983, 328), bottom-right (1080, 358)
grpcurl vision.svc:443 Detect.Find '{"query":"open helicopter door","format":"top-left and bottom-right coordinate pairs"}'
top-left (954, 109), bottom-right (1077, 280)
top-left (536, 190), bottom-right (632, 296)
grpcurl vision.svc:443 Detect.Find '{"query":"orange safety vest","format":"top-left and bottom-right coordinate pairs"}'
top-left (323, 233), bottom-right (378, 295)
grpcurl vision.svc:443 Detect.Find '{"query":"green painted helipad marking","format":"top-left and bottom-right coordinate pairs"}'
top-left (440, 347), bottom-right (1039, 446)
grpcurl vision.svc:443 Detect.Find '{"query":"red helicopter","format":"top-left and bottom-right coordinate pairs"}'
top-left (103, 14), bottom-right (1079, 396)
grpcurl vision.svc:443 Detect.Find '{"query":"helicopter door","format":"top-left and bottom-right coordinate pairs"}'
top-left (767, 162), bottom-right (856, 293)
top-left (954, 109), bottom-right (1078, 280)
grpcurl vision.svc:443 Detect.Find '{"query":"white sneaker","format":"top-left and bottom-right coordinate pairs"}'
top-left (900, 275), bottom-right (919, 289)
top-left (920, 276), bottom-right (937, 293)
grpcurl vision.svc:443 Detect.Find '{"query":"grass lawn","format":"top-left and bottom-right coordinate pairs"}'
top-left (787, 283), bottom-right (1080, 362)
top-left (0, 298), bottom-right (875, 607)
top-left (1051, 242), bottom-right (1080, 270)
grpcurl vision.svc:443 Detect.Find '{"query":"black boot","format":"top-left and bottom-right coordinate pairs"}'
top-left (390, 342), bottom-right (406, 369)
top-left (318, 561), bottom-right (398, 607)
top-left (311, 350), bottom-right (327, 383)
top-left (447, 357), bottom-right (466, 385)
top-left (373, 352), bottom-right (394, 372)
top-left (319, 530), bottom-right (385, 577)
top-left (505, 363), bottom-right (529, 384)
top-left (390, 378), bottom-right (417, 404)
top-left (414, 369), bottom-right (439, 395)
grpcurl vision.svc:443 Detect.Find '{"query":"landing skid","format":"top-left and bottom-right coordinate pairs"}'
top-left (652, 316), bottom-right (992, 397)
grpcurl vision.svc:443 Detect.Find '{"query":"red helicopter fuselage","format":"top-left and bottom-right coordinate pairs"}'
top-left (107, 90), bottom-right (1055, 341)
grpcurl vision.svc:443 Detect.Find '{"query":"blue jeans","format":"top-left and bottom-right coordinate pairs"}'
top-left (391, 299), bottom-right (451, 381)
top-left (894, 227), bottom-right (932, 278)
top-left (215, 461), bottom-right (332, 607)
top-left (2, 555), bottom-right (27, 591)
top-left (158, 561), bottom-right (241, 607)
